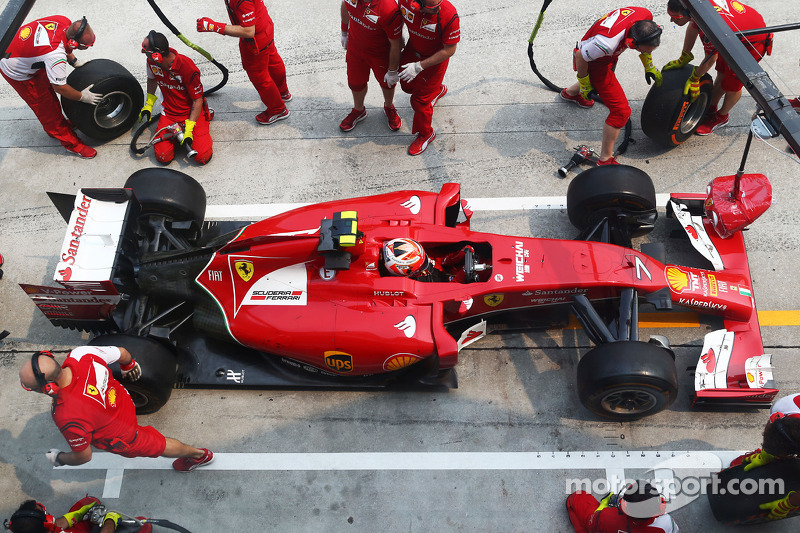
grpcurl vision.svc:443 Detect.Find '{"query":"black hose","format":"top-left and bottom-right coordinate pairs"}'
top-left (146, 0), bottom-right (229, 96)
top-left (130, 113), bottom-right (160, 155)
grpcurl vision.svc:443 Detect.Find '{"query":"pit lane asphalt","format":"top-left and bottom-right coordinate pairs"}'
top-left (1, 0), bottom-right (800, 531)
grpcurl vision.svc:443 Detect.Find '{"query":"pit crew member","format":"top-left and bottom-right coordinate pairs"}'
top-left (561, 7), bottom-right (662, 165)
top-left (663, 0), bottom-right (772, 136)
top-left (4, 496), bottom-right (150, 533)
top-left (19, 347), bottom-right (213, 472)
top-left (339, 0), bottom-right (403, 132)
top-left (397, 0), bottom-right (460, 156)
top-left (0, 16), bottom-right (102, 159)
top-left (197, 0), bottom-right (291, 125)
top-left (728, 393), bottom-right (800, 520)
top-left (566, 480), bottom-right (679, 532)
top-left (139, 31), bottom-right (213, 165)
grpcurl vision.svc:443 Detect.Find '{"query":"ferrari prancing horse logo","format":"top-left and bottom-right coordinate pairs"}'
top-left (235, 261), bottom-right (254, 282)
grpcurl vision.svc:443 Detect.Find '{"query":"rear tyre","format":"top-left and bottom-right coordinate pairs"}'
top-left (577, 340), bottom-right (678, 420)
top-left (125, 168), bottom-right (207, 226)
top-left (62, 59), bottom-right (144, 141)
top-left (641, 65), bottom-right (713, 146)
top-left (89, 334), bottom-right (176, 415)
top-left (566, 165), bottom-right (656, 238)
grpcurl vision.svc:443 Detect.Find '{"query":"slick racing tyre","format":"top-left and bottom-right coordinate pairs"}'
top-left (89, 334), bottom-right (176, 415)
top-left (566, 165), bottom-right (656, 239)
top-left (577, 340), bottom-right (678, 421)
top-left (125, 168), bottom-right (207, 228)
top-left (61, 59), bottom-right (144, 141)
top-left (641, 64), bottom-right (713, 146)
top-left (707, 459), bottom-right (800, 525)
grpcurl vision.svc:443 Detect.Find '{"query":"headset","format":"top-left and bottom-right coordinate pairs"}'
top-left (4, 501), bottom-right (57, 532)
top-left (143, 30), bottom-right (167, 64)
top-left (28, 350), bottom-right (59, 396)
top-left (412, 0), bottom-right (443, 11)
top-left (625, 22), bottom-right (662, 49)
top-left (769, 412), bottom-right (800, 454)
top-left (618, 481), bottom-right (667, 519)
top-left (65, 16), bottom-right (87, 49)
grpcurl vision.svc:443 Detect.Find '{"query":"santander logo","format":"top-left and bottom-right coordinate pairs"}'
top-left (58, 267), bottom-right (72, 281)
top-left (701, 348), bottom-right (717, 373)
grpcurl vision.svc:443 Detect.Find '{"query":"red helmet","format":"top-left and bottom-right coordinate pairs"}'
top-left (383, 238), bottom-right (428, 276)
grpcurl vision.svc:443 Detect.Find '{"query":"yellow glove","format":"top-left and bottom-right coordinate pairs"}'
top-left (62, 501), bottom-right (97, 527)
top-left (683, 67), bottom-right (702, 101)
top-left (595, 492), bottom-right (615, 512)
top-left (182, 120), bottom-right (196, 145)
top-left (139, 93), bottom-right (157, 122)
top-left (577, 74), bottom-right (593, 100)
top-left (759, 492), bottom-right (799, 521)
top-left (742, 448), bottom-right (775, 472)
top-left (663, 50), bottom-right (694, 71)
top-left (639, 53), bottom-right (662, 86)
top-left (102, 511), bottom-right (122, 528)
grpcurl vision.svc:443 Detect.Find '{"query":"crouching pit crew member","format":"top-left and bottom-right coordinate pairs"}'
top-left (663, 0), bottom-right (772, 136)
top-left (0, 16), bottom-right (101, 159)
top-left (566, 480), bottom-right (679, 532)
top-left (139, 31), bottom-right (214, 165)
top-left (561, 7), bottom-right (662, 165)
top-left (4, 496), bottom-right (150, 533)
top-left (19, 347), bottom-right (213, 472)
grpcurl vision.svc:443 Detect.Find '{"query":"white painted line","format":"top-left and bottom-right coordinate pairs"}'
top-left (204, 194), bottom-right (673, 220)
top-left (62, 450), bottom-right (744, 499)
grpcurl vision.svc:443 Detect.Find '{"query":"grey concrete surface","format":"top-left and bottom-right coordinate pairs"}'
top-left (1, 0), bottom-right (800, 531)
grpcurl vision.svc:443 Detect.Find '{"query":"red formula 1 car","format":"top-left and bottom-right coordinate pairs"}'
top-left (21, 166), bottom-right (776, 419)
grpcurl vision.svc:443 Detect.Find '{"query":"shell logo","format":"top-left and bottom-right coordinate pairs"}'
top-left (701, 348), bottom-right (716, 373)
top-left (108, 388), bottom-right (117, 407)
top-left (747, 372), bottom-right (755, 383)
top-left (20, 27), bottom-right (31, 40)
top-left (731, 1), bottom-right (746, 14)
top-left (384, 353), bottom-right (423, 371)
top-left (666, 266), bottom-right (689, 293)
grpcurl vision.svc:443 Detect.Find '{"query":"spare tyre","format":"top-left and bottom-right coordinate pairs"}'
top-left (641, 64), bottom-right (713, 146)
top-left (61, 59), bottom-right (144, 141)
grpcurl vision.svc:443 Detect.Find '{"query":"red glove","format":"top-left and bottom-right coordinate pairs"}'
top-left (197, 17), bottom-right (226, 35)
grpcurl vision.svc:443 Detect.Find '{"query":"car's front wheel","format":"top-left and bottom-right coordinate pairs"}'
top-left (88, 334), bottom-right (177, 415)
top-left (577, 340), bottom-right (678, 420)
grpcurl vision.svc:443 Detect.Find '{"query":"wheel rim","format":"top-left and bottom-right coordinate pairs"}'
top-left (680, 92), bottom-right (709, 134)
top-left (93, 91), bottom-right (133, 130)
top-left (600, 387), bottom-right (658, 414)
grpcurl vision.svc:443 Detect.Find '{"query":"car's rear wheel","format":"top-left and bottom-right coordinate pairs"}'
top-left (566, 164), bottom-right (656, 238)
top-left (89, 334), bottom-right (177, 415)
top-left (577, 340), bottom-right (678, 420)
top-left (641, 65), bottom-right (713, 146)
top-left (61, 59), bottom-right (144, 140)
top-left (124, 168), bottom-right (207, 228)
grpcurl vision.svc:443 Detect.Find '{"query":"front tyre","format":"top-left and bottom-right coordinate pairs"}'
top-left (89, 334), bottom-right (177, 415)
top-left (577, 340), bottom-right (678, 420)
top-left (641, 65), bottom-right (713, 146)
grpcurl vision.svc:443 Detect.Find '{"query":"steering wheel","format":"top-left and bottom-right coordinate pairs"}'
top-left (463, 246), bottom-right (478, 283)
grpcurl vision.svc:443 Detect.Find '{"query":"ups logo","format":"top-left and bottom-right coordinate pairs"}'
top-left (324, 351), bottom-right (353, 373)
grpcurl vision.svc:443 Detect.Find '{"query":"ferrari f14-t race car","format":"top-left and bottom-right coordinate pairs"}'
top-left (21, 166), bottom-right (776, 420)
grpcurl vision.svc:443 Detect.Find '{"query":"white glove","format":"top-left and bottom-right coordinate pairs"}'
top-left (79, 84), bottom-right (102, 105)
top-left (47, 449), bottom-right (64, 467)
top-left (399, 62), bottom-right (423, 82)
top-left (384, 69), bottom-right (400, 88)
top-left (71, 58), bottom-right (89, 68)
top-left (121, 361), bottom-right (142, 382)
top-left (341, 31), bottom-right (348, 49)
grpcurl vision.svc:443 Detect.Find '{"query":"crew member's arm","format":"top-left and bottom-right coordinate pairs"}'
top-left (340, 1), bottom-right (349, 49)
top-left (219, 23), bottom-right (255, 39)
top-left (188, 96), bottom-right (203, 124)
top-left (52, 446), bottom-right (93, 466)
top-left (420, 43), bottom-right (456, 70)
top-left (388, 37), bottom-right (401, 72)
top-left (197, 13), bottom-right (254, 39)
top-left (682, 22), bottom-right (700, 57)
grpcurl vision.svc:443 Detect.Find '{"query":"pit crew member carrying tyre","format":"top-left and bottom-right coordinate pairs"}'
top-left (19, 347), bottom-right (213, 472)
top-left (397, 0), bottom-right (460, 156)
top-left (566, 480), bottom-right (679, 532)
top-left (338, 0), bottom-right (404, 132)
top-left (0, 16), bottom-right (101, 159)
top-left (4, 496), bottom-right (150, 533)
top-left (663, 0), bottom-right (772, 136)
top-left (727, 393), bottom-right (800, 520)
top-left (560, 7), bottom-right (662, 165)
top-left (139, 31), bottom-right (214, 165)
top-left (197, 0), bottom-right (291, 126)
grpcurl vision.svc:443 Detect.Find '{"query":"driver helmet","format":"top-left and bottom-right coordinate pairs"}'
top-left (383, 238), bottom-right (429, 276)
top-left (618, 481), bottom-right (667, 520)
